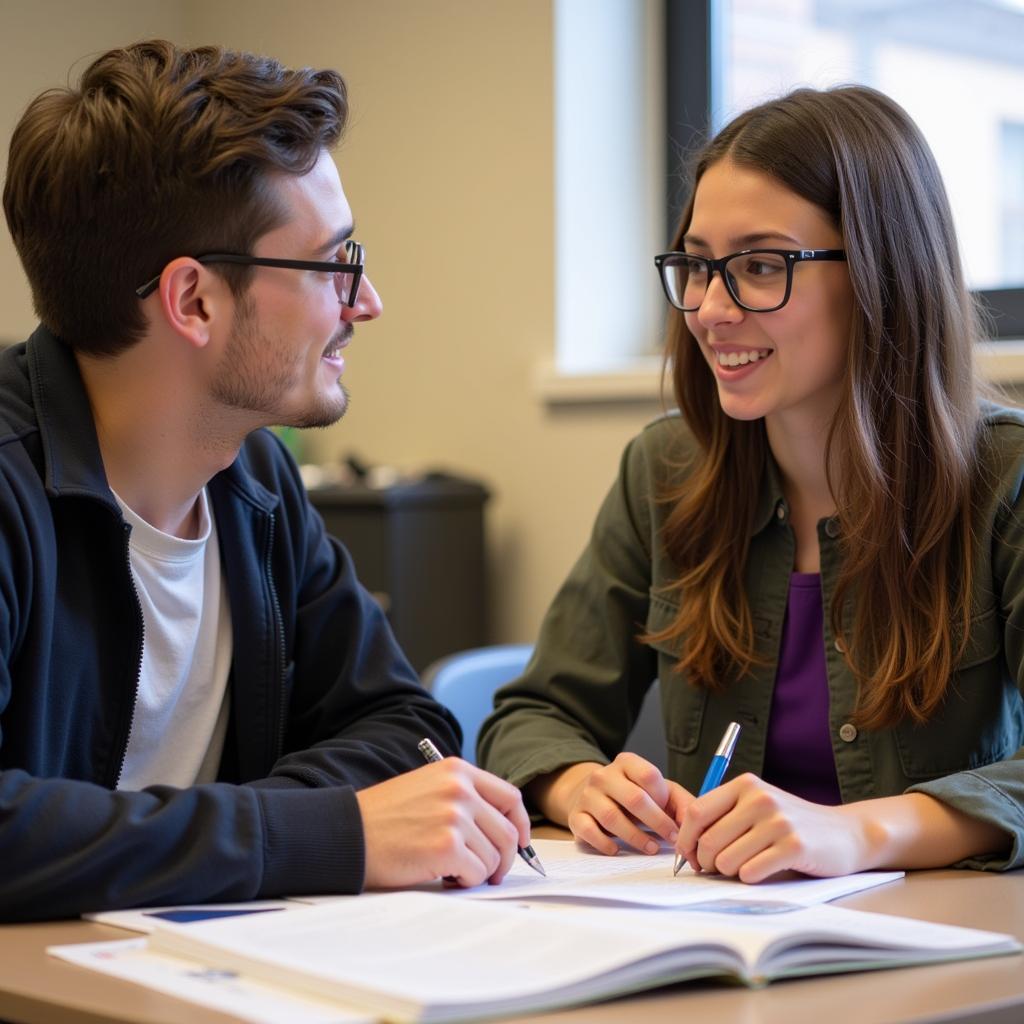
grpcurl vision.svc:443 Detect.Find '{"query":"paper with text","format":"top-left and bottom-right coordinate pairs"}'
top-left (293, 839), bottom-right (904, 909)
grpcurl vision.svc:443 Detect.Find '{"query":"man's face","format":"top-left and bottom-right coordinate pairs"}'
top-left (210, 150), bottom-right (382, 429)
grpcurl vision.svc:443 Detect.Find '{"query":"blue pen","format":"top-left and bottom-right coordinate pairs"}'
top-left (673, 721), bottom-right (742, 876)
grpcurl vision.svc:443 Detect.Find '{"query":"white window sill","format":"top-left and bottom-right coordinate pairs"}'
top-left (538, 340), bottom-right (1024, 407)
top-left (535, 357), bottom-right (664, 405)
top-left (976, 340), bottom-right (1024, 384)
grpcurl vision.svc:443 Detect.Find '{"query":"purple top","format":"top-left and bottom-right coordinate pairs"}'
top-left (762, 572), bottom-right (842, 805)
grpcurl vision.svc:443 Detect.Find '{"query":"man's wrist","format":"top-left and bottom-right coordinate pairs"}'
top-left (257, 785), bottom-right (364, 896)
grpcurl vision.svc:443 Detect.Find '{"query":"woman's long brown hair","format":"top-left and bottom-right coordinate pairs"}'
top-left (646, 86), bottom-right (986, 729)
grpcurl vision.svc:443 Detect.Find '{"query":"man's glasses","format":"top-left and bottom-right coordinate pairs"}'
top-left (654, 248), bottom-right (847, 313)
top-left (135, 239), bottom-right (366, 306)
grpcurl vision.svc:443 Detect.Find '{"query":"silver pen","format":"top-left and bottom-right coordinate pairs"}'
top-left (418, 737), bottom-right (546, 877)
top-left (673, 721), bottom-right (742, 876)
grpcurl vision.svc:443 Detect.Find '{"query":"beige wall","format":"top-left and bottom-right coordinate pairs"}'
top-left (0, 0), bottom-right (188, 339)
top-left (0, 0), bottom-right (662, 645)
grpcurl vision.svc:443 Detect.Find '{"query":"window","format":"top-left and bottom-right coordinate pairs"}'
top-left (667, 0), bottom-right (1024, 338)
top-left (1003, 121), bottom-right (1024, 284)
top-left (553, 0), bottom-right (665, 376)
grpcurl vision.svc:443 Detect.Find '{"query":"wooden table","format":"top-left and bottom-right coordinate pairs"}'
top-left (1, 847), bottom-right (1022, 1024)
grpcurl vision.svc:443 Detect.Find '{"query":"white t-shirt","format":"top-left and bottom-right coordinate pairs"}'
top-left (113, 487), bottom-right (233, 791)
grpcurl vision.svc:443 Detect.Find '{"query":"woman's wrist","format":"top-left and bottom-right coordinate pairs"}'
top-left (836, 800), bottom-right (892, 872)
top-left (839, 793), bottom-right (1009, 870)
top-left (526, 762), bottom-right (602, 826)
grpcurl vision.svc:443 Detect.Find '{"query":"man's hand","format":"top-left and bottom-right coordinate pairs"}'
top-left (356, 759), bottom-right (531, 889)
top-left (559, 753), bottom-right (692, 855)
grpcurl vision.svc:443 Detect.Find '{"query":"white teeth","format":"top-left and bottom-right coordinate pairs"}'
top-left (717, 349), bottom-right (770, 367)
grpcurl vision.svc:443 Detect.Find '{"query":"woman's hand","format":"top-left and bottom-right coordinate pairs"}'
top-left (559, 753), bottom-right (694, 855)
top-left (675, 775), bottom-right (1013, 881)
top-left (675, 773), bottom-right (872, 880)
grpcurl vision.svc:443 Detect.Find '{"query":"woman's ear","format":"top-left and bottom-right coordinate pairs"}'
top-left (150, 258), bottom-right (229, 350)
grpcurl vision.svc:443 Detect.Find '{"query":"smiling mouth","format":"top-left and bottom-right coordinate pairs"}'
top-left (715, 348), bottom-right (772, 368)
top-left (323, 329), bottom-right (352, 360)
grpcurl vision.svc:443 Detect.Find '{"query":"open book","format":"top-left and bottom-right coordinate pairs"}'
top-left (143, 890), bottom-right (1020, 1024)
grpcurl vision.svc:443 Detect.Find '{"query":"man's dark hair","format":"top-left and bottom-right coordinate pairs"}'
top-left (3, 39), bottom-right (348, 356)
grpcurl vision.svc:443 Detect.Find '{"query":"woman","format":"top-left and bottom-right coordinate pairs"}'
top-left (478, 85), bottom-right (1024, 879)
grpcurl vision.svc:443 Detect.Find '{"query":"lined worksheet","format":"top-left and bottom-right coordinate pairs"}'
top-left (446, 838), bottom-right (904, 907)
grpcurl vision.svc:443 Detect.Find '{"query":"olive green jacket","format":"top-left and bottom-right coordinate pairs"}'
top-left (478, 410), bottom-right (1024, 870)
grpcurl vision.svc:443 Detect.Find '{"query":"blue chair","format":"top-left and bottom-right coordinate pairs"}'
top-left (422, 644), bottom-right (667, 772)
top-left (423, 644), bottom-right (534, 762)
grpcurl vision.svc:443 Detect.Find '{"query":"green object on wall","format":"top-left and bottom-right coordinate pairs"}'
top-left (270, 426), bottom-right (305, 463)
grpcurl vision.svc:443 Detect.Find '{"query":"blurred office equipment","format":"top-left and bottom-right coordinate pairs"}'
top-left (307, 472), bottom-right (489, 673)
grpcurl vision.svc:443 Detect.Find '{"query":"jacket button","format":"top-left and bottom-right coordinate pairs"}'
top-left (775, 502), bottom-right (786, 520)
top-left (839, 722), bottom-right (858, 743)
top-left (825, 517), bottom-right (840, 538)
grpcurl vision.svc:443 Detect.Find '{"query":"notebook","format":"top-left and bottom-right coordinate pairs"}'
top-left (139, 890), bottom-right (1020, 1023)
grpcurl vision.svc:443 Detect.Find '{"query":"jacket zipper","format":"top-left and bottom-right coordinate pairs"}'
top-left (113, 519), bottom-right (145, 789)
top-left (265, 513), bottom-right (288, 766)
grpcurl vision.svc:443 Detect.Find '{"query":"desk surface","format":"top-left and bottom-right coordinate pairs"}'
top-left (2, 837), bottom-right (1023, 1024)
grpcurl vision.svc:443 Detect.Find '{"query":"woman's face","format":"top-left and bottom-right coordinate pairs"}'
top-left (683, 158), bottom-right (855, 434)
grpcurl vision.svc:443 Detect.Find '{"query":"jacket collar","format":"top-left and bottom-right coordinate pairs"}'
top-left (752, 445), bottom-right (788, 535)
top-left (26, 324), bottom-right (279, 515)
top-left (27, 325), bottom-right (116, 506)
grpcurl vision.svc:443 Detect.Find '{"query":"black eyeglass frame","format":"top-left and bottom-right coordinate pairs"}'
top-left (135, 240), bottom-right (366, 305)
top-left (654, 248), bottom-right (847, 313)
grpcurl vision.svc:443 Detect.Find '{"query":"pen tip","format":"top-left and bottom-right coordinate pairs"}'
top-left (672, 854), bottom-right (684, 876)
top-left (521, 844), bottom-right (546, 877)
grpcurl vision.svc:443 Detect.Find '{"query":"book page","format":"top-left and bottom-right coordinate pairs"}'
top-left (528, 899), bottom-right (1021, 981)
top-left (147, 893), bottom-right (741, 1014)
top-left (756, 902), bottom-right (1021, 979)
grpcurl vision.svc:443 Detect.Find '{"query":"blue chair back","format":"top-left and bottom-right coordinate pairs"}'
top-left (423, 644), bottom-right (534, 762)
top-left (423, 644), bottom-right (667, 772)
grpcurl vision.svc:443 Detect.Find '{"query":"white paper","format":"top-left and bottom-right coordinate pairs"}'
top-left (437, 838), bottom-right (904, 908)
top-left (150, 895), bottom-right (691, 1006)
top-left (49, 937), bottom-right (371, 1024)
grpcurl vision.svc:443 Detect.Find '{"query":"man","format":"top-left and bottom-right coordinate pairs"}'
top-left (0, 39), bottom-right (528, 922)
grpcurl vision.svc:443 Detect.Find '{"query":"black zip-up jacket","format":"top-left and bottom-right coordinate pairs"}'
top-left (0, 326), bottom-right (461, 922)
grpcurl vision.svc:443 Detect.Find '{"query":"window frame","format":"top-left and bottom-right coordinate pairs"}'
top-left (664, 0), bottom-right (1024, 339)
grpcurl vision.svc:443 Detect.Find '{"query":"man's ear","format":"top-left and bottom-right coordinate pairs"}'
top-left (152, 258), bottom-right (230, 349)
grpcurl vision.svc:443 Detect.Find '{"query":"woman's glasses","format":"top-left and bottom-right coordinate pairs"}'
top-left (654, 248), bottom-right (846, 313)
